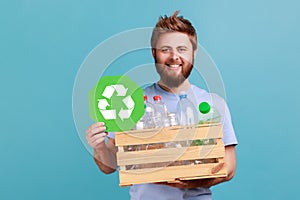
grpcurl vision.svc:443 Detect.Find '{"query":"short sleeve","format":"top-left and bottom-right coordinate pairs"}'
top-left (107, 132), bottom-right (115, 139)
top-left (222, 100), bottom-right (238, 146)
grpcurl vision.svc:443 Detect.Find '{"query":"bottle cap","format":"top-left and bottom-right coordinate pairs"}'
top-left (199, 102), bottom-right (210, 114)
top-left (179, 91), bottom-right (187, 99)
top-left (179, 91), bottom-right (187, 100)
top-left (153, 95), bottom-right (161, 101)
top-left (179, 94), bottom-right (187, 99)
top-left (144, 95), bottom-right (148, 101)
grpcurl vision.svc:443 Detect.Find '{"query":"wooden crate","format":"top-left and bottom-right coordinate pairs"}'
top-left (115, 123), bottom-right (226, 187)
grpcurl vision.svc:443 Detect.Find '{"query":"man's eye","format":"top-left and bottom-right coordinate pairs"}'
top-left (178, 48), bottom-right (187, 52)
top-left (160, 48), bottom-right (171, 52)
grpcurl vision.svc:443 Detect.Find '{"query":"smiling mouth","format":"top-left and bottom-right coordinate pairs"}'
top-left (166, 64), bottom-right (182, 70)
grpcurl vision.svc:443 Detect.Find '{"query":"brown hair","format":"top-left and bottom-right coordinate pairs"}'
top-left (151, 11), bottom-right (198, 50)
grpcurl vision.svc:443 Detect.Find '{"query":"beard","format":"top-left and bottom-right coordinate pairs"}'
top-left (154, 57), bottom-right (194, 88)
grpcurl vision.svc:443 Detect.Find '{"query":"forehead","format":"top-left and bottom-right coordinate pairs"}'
top-left (155, 32), bottom-right (193, 48)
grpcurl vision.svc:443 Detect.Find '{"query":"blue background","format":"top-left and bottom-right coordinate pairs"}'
top-left (1, 0), bottom-right (299, 199)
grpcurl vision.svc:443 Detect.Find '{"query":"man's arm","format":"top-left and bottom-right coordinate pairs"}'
top-left (157, 145), bottom-right (237, 189)
top-left (86, 122), bottom-right (118, 174)
top-left (94, 138), bottom-right (118, 174)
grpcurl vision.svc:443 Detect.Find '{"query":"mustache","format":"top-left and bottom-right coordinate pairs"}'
top-left (153, 60), bottom-right (193, 79)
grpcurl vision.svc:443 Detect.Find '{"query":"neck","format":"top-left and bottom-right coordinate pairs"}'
top-left (157, 79), bottom-right (191, 94)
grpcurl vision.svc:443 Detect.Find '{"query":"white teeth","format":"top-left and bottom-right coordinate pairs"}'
top-left (169, 64), bottom-right (180, 68)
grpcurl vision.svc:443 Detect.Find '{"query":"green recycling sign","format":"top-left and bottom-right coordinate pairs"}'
top-left (89, 75), bottom-right (144, 132)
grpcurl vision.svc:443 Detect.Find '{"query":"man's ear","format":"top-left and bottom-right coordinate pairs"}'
top-left (152, 48), bottom-right (156, 59)
top-left (193, 49), bottom-right (198, 58)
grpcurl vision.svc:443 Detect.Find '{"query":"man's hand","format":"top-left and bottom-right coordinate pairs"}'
top-left (86, 122), bottom-right (107, 150)
top-left (86, 122), bottom-right (117, 174)
top-left (155, 178), bottom-right (219, 189)
top-left (155, 145), bottom-right (236, 189)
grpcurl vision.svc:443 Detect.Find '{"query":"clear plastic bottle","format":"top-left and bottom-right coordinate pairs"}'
top-left (176, 92), bottom-right (198, 150)
top-left (143, 95), bottom-right (155, 129)
top-left (192, 101), bottom-right (221, 150)
top-left (176, 92), bottom-right (199, 126)
top-left (134, 95), bottom-right (155, 130)
top-left (198, 102), bottom-right (222, 124)
top-left (152, 95), bottom-right (168, 128)
top-left (191, 101), bottom-right (221, 165)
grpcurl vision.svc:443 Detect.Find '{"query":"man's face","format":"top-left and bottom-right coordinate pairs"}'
top-left (152, 32), bottom-right (196, 87)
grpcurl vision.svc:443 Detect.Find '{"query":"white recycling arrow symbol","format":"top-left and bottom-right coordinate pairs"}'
top-left (97, 99), bottom-right (116, 120)
top-left (114, 85), bottom-right (128, 96)
top-left (118, 95), bottom-right (134, 121)
top-left (102, 85), bottom-right (115, 99)
top-left (97, 84), bottom-right (134, 121)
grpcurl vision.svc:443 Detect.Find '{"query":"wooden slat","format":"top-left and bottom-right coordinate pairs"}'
top-left (119, 163), bottom-right (227, 186)
top-left (115, 124), bottom-right (223, 146)
top-left (118, 146), bottom-right (125, 170)
top-left (117, 139), bottom-right (224, 166)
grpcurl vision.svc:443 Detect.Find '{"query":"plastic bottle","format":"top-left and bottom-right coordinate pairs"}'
top-left (134, 96), bottom-right (155, 130)
top-left (198, 102), bottom-right (222, 124)
top-left (152, 95), bottom-right (168, 128)
top-left (175, 92), bottom-right (198, 150)
top-left (176, 92), bottom-right (199, 126)
top-left (133, 96), bottom-right (155, 158)
top-left (143, 95), bottom-right (155, 129)
top-left (192, 102), bottom-right (221, 148)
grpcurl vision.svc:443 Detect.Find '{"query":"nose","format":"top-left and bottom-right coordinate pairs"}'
top-left (169, 51), bottom-right (180, 61)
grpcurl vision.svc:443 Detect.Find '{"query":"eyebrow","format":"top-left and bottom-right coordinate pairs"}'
top-left (177, 46), bottom-right (188, 49)
top-left (158, 45), bottom-right (189, 49)
top-left (158, 45), bottom-right (171, 49)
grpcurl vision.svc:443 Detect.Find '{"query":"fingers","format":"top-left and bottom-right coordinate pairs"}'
top-left (154, 180), bottom-right (187, 188)
top-left (88, 126), bottom-right (106, 138)
top-left (86, 122), bottom-right (106, 138)
top-left (86, 122), bottom-right (105, 133)
top-left (89, 132), bottom-right (107, 144)
top-left (86, 122), bottom-right (108, 149)
top-left (88, 132), bottom-right (108, 148)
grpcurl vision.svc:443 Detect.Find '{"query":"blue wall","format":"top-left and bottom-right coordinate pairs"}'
top-left (1, 0), bottom-right (299, 199)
